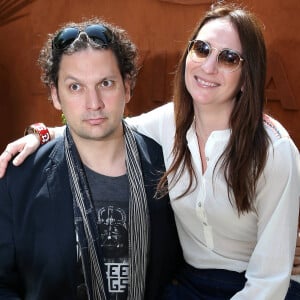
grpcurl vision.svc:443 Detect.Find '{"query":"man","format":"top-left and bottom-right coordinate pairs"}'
top-left (0, 19), bottom-right (182, 300)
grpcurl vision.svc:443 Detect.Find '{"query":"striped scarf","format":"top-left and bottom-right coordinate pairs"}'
top-left (64, 121), bottom-right (150, 299)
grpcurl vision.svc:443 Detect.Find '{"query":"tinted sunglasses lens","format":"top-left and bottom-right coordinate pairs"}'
top-left (190, 40), bottom-right (210, 62)
top-left (53, 27), bottom-right (79, 49)
top-left (85, 24), bottom-right (112, 45)
top-left (218, 50), bottom-right (241, 71)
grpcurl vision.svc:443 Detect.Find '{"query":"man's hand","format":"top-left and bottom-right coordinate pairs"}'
top-left (292, 228), bottom-right (300, 275)
top-left (0, 134), bottom-right (40, 178)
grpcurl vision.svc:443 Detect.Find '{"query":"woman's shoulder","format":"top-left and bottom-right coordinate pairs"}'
top-left (263, 114), bottom-right (290, 142)
top-left (127, 102), bottom-right (175, 130)
top-left (263, 114), bottom-right (299, 162)
top-left (149, 102), bottom-right (175, 119)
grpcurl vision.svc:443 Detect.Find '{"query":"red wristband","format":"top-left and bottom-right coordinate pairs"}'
top-left (24, 123), bottom-right (51, 145)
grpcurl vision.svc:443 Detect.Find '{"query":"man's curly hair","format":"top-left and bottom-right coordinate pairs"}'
top-left (38, 18), bottom-right (139, 94)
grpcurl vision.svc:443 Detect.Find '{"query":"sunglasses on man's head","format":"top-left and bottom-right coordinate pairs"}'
top-left (52, 24), bottom-right (112, 50)
top-left (188, 40), bottom-right (244, 72)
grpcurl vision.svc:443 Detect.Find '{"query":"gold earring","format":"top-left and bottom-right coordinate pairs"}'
top-left (61, 113), bottom-right (67, 125)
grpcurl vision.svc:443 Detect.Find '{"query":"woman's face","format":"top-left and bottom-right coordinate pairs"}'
top-left (185, 17), bottom-right (243, 111)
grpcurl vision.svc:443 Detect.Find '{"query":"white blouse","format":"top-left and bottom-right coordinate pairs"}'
top-left (127, 102), bottom-right (300, 300)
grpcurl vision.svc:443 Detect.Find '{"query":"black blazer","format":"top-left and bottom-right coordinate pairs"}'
top-left (0, 132), bottom-right (183, 300)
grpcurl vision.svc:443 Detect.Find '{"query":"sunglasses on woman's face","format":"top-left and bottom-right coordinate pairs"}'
top-left (52, 24), bottom-right (112, 50)
top-left (188, 40), bottom-right (244, 72)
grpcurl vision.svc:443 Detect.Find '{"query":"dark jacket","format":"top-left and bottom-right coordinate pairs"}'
top-left (0, 132), bottom-right (183, 300)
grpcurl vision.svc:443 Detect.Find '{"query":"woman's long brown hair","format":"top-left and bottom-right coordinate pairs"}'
top-left (157, 2), bottom-right (269, 214)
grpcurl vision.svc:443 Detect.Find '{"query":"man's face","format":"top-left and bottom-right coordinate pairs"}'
top-left (51, 47), bottom-right (131, 144)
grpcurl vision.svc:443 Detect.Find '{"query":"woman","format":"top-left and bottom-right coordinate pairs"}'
top-left (126, 4), bottom-right (300, 299)
top-left (1, 2), bottom-right (300, 299)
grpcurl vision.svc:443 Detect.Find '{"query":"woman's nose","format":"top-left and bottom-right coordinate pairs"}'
top-left (200, 52), bottom-right (219, 74)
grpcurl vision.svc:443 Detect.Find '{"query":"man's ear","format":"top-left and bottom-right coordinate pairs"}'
top-left (124, 78), bottom-right (132, 104)
top-left (50, 84), bottom-right (62, 110)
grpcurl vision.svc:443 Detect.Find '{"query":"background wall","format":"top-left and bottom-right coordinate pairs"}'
top-left (0, 0), bottom-right (299, 149)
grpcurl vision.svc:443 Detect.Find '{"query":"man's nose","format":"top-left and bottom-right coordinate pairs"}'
top-left (86, 89), bottom-right (105, 110)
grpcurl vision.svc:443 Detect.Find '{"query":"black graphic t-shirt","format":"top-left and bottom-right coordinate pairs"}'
top-left (78, 166), bottom-right (130, 300)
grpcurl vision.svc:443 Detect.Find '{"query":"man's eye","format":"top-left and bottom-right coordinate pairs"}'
top-left (101, 80), bottom-right (113, 88)
top-left (70, 83), bottom-right (81, 91)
